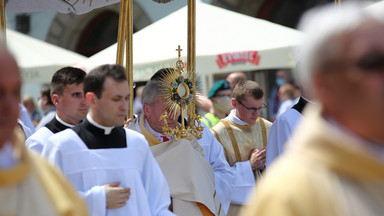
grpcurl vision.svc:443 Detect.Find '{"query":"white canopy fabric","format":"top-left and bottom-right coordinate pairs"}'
top-left (6, 29), bottom-right (86, 84)
top-left (81, 2), bottom-right (302, 85)
top-left (364, 1), bottom-right (384, 14)
top-left (6, 0), bottom-right (119, 14)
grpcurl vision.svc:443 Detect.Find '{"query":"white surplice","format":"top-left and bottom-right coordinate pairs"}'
top-left (26, 115), bottom-right (74, 154)
top-left (18, 103), bottom-right (35, 137)
top-left (212, 111), bottom-right (272, 208)
top-left (196, 121), bottom-right (234, 213)
top-left (25, 127), bottom-right (53, 153)
top-left (42, 128), bottom-right (174, 216)
top-left (266, 108), bottom-right (303, 167)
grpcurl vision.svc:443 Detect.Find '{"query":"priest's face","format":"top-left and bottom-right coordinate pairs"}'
top-left (92, 77), bottom-right (129, 127)
top-left (232, 95), bottom-right (264, 125)
top-left (144, 97), bottom-right (179, 134)
top-left (314, 20), bottom-right (384, 144)
top-left (0, 51), bottom-right (21, 147)
top-left (54, 83), bottom-right (88, 125)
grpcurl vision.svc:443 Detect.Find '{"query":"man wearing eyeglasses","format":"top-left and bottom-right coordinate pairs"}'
top-left (210, 80), bottom-right (272, 216)
top-left (241, 3), bottom-right (384, 216)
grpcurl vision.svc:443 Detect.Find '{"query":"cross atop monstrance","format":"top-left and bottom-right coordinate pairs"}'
top-left (176, 45), bottom-right (184, 71)
top-left (176, 45), bottom-right (183, 58)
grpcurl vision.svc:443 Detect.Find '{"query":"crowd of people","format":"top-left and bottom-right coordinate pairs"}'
top-left (1, 2), bottom-right (384, 216)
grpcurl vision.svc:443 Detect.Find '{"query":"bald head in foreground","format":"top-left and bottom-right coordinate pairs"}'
top-left (0, 48), bottom-right (88, 215)
top-left (241, 3), bottom-right (384, 216)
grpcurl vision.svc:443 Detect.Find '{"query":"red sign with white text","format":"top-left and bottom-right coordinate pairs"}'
top-left (216, 51), bottom-right (260, 69)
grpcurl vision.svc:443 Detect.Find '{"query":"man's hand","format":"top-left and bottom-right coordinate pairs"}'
top-left (249, 148), bottom-right (266, 170)
top-left (105, 182), bottom-right (131, 209)
top-left (124, 118), bottom-right (133, 128)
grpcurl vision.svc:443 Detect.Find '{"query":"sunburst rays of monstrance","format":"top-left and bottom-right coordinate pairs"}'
top-left (158, 45), bottom-right (203, 140)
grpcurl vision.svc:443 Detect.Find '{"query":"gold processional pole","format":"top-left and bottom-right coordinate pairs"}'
top-left (154, 0), bottom-right (203, 140)
top-left (334, 0), bottom-right (341, 6)
top-left (117, 0), bottom-right (196, 120)
top-left (0, 0), bottom-right (6, 44)
top-left (116, 0), bottom-right (133, 118)
top-left (187, 0), bottom-right (196, 127)
top-left (126, 0), bottom-right (133, 119)
top-left (116, 0), bottom-right (126, 66)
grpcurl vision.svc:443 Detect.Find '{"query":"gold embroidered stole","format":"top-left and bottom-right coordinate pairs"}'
top-left (0, 132), bottom-right (88, 216)
top-left (211, 118), bottom-right (268, 179)
top-left (137, 115), bottom-right (162, 146)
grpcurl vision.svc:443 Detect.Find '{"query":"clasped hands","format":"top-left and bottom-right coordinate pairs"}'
top-left (249, 147), bottom-right (266, 171)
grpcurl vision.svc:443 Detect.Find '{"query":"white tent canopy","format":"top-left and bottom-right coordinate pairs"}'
top-left (6, 29), bottom-right (86, 84)
top-left (364, 1), bottom-right (384, 14)
top-left (80, 2), bottom-right (302, 92)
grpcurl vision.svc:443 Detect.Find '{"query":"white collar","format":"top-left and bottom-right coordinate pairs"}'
top-left (55, 114), bottom-right (76, 128)
top-left (144, 118), bottom-right (171, 142)
top-left (86, 114), bottom-right (114, 135)
top-left (226, 109), bottom-right (249, 126)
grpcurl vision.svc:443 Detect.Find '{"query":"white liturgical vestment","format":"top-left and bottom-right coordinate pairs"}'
top-left (266, 109), bottom-right (302, 167)
top-left (42, 125), bottom-right (174, 216)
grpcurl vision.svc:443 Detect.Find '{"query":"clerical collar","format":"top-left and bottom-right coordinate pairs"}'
top-left (73, 118), bottom-right (127, 149)
top-left (0, 142), bottom-right (18, 169)
top-left (291, 97), bottom-right (307, 114)
top-left (86, 114), bottom-right (114, 135)
top-left (292, 96), bottom-right (316, 114)
top-left (226, 109), bottom-right (249, 126)
top-left (144, 118), bottom-right (171, 142)
top-left (55, 114), bottom-right (75, 128)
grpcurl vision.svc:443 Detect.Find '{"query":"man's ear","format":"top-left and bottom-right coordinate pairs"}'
top-left (85, 92), bottom-right (96, 106)
top-left (142, 103), bottom-right (151, 119)
top-left (51, 94), bottom-right (59, 106)
top-left (231, 98), bottom-right (237, 108)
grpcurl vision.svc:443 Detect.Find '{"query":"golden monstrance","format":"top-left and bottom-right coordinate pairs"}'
top-left (158, 45), bottom-right (203, 140)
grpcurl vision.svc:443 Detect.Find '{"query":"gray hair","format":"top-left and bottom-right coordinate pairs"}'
top-left (142, 80), bottom-right (162, 106)
top-left (297, 2), bottom-right (384, 96)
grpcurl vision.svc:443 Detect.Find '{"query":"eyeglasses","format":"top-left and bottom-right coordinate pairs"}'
top-left (324, 51), bottom-right (384, 72)
top-left (355, 51), bottom-right (384, 72)
top-left (237, 100), bottom-right (266, 113)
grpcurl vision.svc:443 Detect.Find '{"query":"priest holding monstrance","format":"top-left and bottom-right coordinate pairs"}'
top-left (128, 53), bottom-right (225, 215)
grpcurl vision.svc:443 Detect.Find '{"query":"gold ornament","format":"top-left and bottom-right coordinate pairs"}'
top-left (159, 45), bottom-right (204, 140)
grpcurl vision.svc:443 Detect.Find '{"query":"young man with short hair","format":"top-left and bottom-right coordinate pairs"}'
top-left (211, 80), bottom-right (272, 216)
top-left (26, 67), bottom-right (88, 153)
